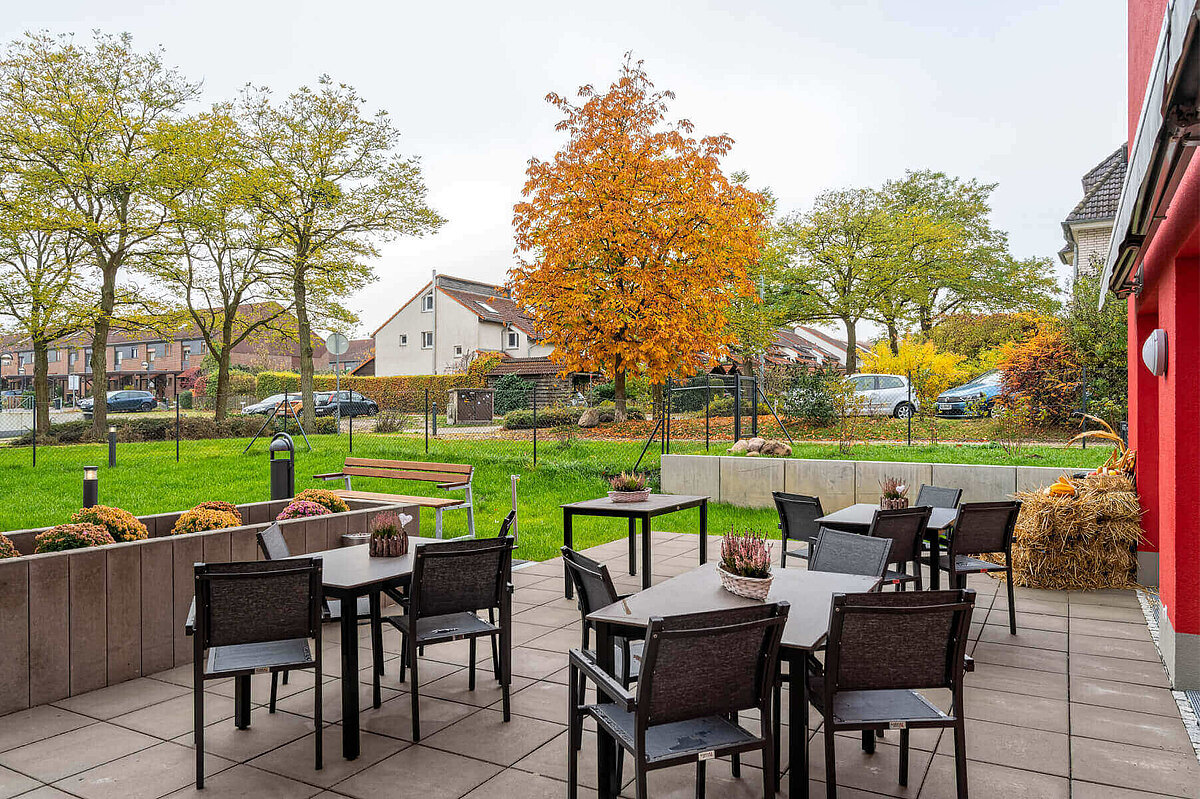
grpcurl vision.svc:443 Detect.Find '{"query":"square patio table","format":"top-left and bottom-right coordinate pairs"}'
top-left (562, 493), bottom-right (708, 597)
top-left (815, 503), bottom-right (959, 589)
top-left (587, 563), bottom-right (879, 799)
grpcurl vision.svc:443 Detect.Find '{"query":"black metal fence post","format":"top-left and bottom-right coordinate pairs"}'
top-left (432, 400), bottom-right (438, 437)
top-left (664, 377), bottom-right (671, 455)
top-left (175, 388), bottom-right (180, 463)
top-left (705, 374), bottom-right (711, 451)
top-left (906, 369), bottom-right (912, 447)
top-left (349, 414), bottom-right (354, 453)
top-left (531, 385), bottom-right (537, 465)
top-left (424, 389), bottom-right (429, 454)
top-left (31, 397), bottom-right (35, 468)
top-left (733, 376), bottom-right (742, 443)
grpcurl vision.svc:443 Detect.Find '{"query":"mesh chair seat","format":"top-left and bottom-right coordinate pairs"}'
top-left (389, 611), bottom-right (498, 644)
top-left (589, 704), bottom-right (762, 765)
top-left (941, 554), bottom-right (1006, 574)
top-left (806, 679), bottom-right (950, 727)
top-left (206, 638), bottom-right (313, 677)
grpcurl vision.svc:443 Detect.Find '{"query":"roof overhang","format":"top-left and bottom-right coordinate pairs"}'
top-left (1101, 0), bottom-right (1200, 307)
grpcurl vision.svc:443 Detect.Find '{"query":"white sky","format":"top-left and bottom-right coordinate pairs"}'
top-left (4, 0), bottom-right (1128, 338)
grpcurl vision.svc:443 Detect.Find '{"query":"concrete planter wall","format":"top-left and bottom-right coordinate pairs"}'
top-left (661, 454), bottom-right (1073, 510)
top-left (0, 498), bottom-right (417, 715)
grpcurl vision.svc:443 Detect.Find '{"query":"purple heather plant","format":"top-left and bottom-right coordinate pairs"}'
top-left (370, 510), bottom-right (405, 538)
top-left (720, 529), bottom-right (773, 579)
top-left (879, 476), bottom-right (908, 500)
top-left (276, 500), bottom-right (333, 521)
top-left (609, 472), bottom-right (648, 492)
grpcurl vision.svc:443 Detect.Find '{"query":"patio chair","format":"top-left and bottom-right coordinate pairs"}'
top-left (561, 547), bottom-right (643, 712)
top-left (568, 603), bottom-right (790, 799)
top-left (808, 589), bottom-right (975, 799)
top-left (915, 484), bottom-right (963, 509)
top-left (773, 491), bottom-right (824, 567)
top-left (191, 558), bottom-right (323, 788)
top-left (256, 523), bottom-right (373, 710)
top-left (385, 535), bottom-right (514, 741)
top-left (867, 506), bottom-right (933, 591)
top-left (808, 527), bottom-right (892, 581)
top-left (940, 501), bottom-right (1022, 634)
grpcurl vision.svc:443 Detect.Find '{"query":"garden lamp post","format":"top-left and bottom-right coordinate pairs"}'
top-left (108, 426), bottom-right (117, 467)
top-left (83, 466), bottom-right (99, 508)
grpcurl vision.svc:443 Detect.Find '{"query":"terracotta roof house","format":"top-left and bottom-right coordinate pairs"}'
top-left (1059, 145), bottom-right (1128, 281)
top-left (371, 273), bottom-right (551, 376)
top-left (791, 325), bottom-right (869, 370)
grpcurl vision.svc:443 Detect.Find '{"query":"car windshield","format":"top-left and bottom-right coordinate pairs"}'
top-left (958, 371), bottom-right (1000, 390)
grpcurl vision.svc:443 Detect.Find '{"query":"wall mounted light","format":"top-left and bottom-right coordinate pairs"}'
top-left (1142, 329), bottom-right (1168, 376)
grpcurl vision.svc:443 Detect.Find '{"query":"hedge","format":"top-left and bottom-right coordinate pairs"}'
top-left (502, 404), bottom-right (647, 430)
top-left (257, 372), bottom-right (485, 412)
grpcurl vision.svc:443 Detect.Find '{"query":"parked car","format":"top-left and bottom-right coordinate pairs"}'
top-left (842, 373), bottom-right (918, 418)
top-left (80, 390), bottom-right (158, 418)
top-left (240, 393), bottom-right (303, 416)
top-left (936, 369), bottom-right (1003, 418)
top-left (314, 390), bottom-right (378, 417)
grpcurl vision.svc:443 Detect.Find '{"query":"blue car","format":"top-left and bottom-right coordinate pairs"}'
top-left (936, 370), bottom-right (1003, 418)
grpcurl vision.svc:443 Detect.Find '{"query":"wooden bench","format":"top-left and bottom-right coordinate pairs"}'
top-left (314, 458), bottom-right (476, 538)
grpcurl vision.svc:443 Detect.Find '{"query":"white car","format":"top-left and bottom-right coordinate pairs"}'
top-left (842, 373), bottom-right (918, 418)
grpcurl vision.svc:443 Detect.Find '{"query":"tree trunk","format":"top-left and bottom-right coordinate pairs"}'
top-left (613, 356), bottom-right (627, 423)
top-left (32, 340), bottom-right (50, 435)
top-left (294, 273), bottom-right (315, 427)
top-left (212, 346), bottom-right (233, 422)
top-left (89, 269), bottom-right (117, 436)
top-left (843, 318), bottom-right (858, 374)
top-left (918, 306), bottom-right (933, 335)
top-left (886, 320), bottom-right (901, 355)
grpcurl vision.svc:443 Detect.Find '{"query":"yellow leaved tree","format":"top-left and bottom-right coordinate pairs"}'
top-left (864, 338), bottom-right (967, 442)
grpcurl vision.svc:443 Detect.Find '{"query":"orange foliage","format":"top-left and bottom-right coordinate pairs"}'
top-left (511, 56), bottom-right (766, 409)
top-left (997, 320), bottom-right (1082, 427)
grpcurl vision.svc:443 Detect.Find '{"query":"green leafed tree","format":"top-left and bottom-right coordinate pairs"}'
top-left (238, 77), bottom-right (445, 425)
top-left (0, 32), bottom-right (203, 436)
top-left (1065, 268), bottom-right (1128, 424)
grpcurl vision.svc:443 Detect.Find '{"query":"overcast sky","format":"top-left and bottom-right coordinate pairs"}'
top-left (4, 0), bottom-right (1128, 338)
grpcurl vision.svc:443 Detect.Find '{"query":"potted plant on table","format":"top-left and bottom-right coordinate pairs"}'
top-left (368, 510), bottom-right (411, 557)
top-left (718, 530), bottom-right (774, 600)
top-left (880, 476), bottom-right (909, 510)
top-left (608, 472), bottom-right (651, 503)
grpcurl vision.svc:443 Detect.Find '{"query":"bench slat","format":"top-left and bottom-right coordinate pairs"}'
top-left (333, 490), bottom-right (461, 509)
top-left (343, 466), bottom-right (469, 482)
top-left (344, 457), bottom-right (472, 475)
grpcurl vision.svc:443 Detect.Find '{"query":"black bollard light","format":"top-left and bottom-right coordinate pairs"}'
top-left (268, 432), bottom-right (296, 500)
top-left (107, 426), bottom-right (117, 467)
top-left (83, 465), bottom-right (99, 508)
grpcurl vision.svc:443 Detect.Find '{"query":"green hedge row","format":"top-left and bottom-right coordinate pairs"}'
top-left (502, 404), bottom-right (647, 430)
top-left (15, 415), bottom-right (337, 446)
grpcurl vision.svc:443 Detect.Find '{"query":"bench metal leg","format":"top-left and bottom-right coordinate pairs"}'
top-left (435, 509), bottom-right (443, 539)
top-left (465, 486), bottom-right (476, 537)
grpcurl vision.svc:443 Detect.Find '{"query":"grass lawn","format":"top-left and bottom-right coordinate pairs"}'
top-left (0, 435), bottom-right (1110, 561)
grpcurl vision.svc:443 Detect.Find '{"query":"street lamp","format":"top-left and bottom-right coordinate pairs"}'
top-left (141, 359), bottom-right (150, 394)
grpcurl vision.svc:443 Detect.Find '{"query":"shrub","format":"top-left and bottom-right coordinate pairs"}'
top-left (707, 396), bottom-right (770, 418)
top-left (372, 410), bottom-right (415, 433)
top-left (493, 374), bottom-right (534, 415)
top-left (13, 414), bottom-right (335, 447)
top-left (34, 523), bottom-right (114, 553)
top-left (276, 500), bottom-right (332, 521)
top-left (779, 363), bottom-right (840, 425)
top-left (191, 501), bottom-right (243, 524)
top-left (294, 489), bottom-right (349, 513)
top-left (228, 370), bottom-right (257, 395)
top-left (255, 371), bottom-right (488, 411)
top-left (0, 533), bottom-right (18, 559)
top-left (502, 406), bottom-right (581, 430)
top-left (997, 320), bottom-right (1082, 427)
top-left (69, 505), bottom-right (149, 543)
top-left (172, 508), bottom-right (241, 535)
top-left (178, 390), bottom-right (193, 409)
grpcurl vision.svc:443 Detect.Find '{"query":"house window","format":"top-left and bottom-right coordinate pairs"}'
top-left (506, 331), bottom-right (519, 350)
top-left (421, 331), bottom-right (434, 349)
top-left (46, 349), bottom-right (60, 363)
top-left (129, 346), bottom-right (138, 359)
top-left (69, 350), bottom-right (77, 365)
top-left (399, 334), bottom-right (408, 347)
top-left (421, 293), bottom-right (434, 312)
top-left (453, 345), bottom-right (463, 357)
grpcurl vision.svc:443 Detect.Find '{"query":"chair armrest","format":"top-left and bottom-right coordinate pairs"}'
top-left (185, 598), bottom-right (196, 636)
top-left (569, 649), bottom-right (636, 711)
top-left (438, 481), bottom-right (470, 491)
top-left (313, 472), bottom-right (346, 481)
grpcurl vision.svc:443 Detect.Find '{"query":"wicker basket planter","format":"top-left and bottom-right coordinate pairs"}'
top-left (609, 489), bottom-right (651, 503)
top-left (880, 496), bottom-right (910, 510)
top-left (369, 535), bottom-right (408, 557)
top-left (718, 565), bottom-right (773, 601)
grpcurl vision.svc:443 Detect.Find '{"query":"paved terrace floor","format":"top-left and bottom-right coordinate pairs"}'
top-left (2, 532), bottom-right (1198, 799)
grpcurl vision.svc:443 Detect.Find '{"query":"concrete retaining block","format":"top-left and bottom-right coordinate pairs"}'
top-left (660, 455), bottom-right (720, 498)
top-left (719, 456), bottom-right (784, 508)
top-left (855, 462), bottom-right (933, 504)
top-left (1016, 465), bottom-right (1073, 494)
top-left (930, 463), bottom-right (1017, 503)
top-left (784, 459), bottom-right (856, 511)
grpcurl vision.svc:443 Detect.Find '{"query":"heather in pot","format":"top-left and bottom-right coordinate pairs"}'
top-left (368, 510), bottom-right (410, 557)
top-left (608, 472), bottom-right (650, 503)
top-left (718, 529), bottom-right (774, 600)
top-left (880, 476), bottom-right (909, 510)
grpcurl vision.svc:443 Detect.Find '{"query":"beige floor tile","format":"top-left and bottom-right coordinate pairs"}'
top-left (965, 663), bottom-right (1068, 700)
top-left (1068, 677), bottom-right (1181, 717)
top-left (1068, 703), bottom-right (1194, 753)
top-left (173, 708), bottom-right (316, 762)
top-left (0, 706), bottom-right (92, 753)
top-left (248, 727), bottom-right (405, 788)
top-left (1070, 737), bottom-right (1200, 797)
top-left (918, 754), bottom-right (1068, 799)
top-left (335, 745), bottom-right (500, 799)
top-left (935, 719), bottom-right (1068, 777)
top-left (805, 735), bottom-right (931, 797)
top-left (963, 688), bottom-right (1068, 733)
top-left (52, 678), bottom-right (189, 721)
top-left (1068, 653), bottom-right (1171, 687)
top-left (424, 708), bottom-right (563, 766)
top-left (971, 642), bottom-right (1067, 673)
top-left (112, 692), bottom-right (237, 741)
top-left (53, 741), bottom-right (234, 799)
top-left (356, 692), bottom-right (478, 741)
top-left (495, 679), bottom-right (570, 724)
top-left (0, 765), bottom-right (39, 799)
top-left (1068, 634), bottom-right (1160, 662)
top-left (160, 763), bottom-right (323, 799)
top-left (460, 769), bottom-right (567, 798)
top-left (0, 722), bottom-right (159, 783)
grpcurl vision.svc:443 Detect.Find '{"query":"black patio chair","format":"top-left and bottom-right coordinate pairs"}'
top-left (940, 501), bottom-right (1022, 634)
top-left (385, 535), bottom-right (514, 741)
top-left (915, 484), bottom-right (963, 509)
top-left (568, 603), bottom-right (790, 799)
top-left (808, 589), bottom-right (975, 799)
top-left (867, 506), bottom-right (933, 591)
top-left (561, 547), bottom-right (642, 710)
top-left (808, 527), bottom-right (892, 580)
top-left (773, 491), bottom-right (824, 567)
top-left (191, 558), bottom-right (323, 788)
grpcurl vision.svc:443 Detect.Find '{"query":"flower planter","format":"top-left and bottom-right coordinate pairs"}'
top-left (369, 535), bottom-right (408, 557)
top-left (608, 489), bottom-right (651, 503)
top-left (718, 565), bottom-right (773, 601)
top-left (880, 497), bottom-right (910, 510)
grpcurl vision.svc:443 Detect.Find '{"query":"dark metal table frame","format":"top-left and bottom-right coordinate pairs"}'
top-left (586, 565), bottom-right (878, 799)
top-left (562, 494), bottom-right (708, 597)
top-left (815, 503), bottom-right (958, 589)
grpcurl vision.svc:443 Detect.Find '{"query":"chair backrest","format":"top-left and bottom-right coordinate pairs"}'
top-left (342, 457), bottom-right (472, 484)
top-left (256, 522), bottom-right (291, 561)
top-left (636, 603), bottom-right (789, 728)
top-left (808, 528), bottom-right (892, 579)
top-left (561, 547), bottom-right (620, 620)
top-left (916, 484), bottom-right (963, 509)
top-left (868, 506), bottom-right (932, 564)
top-left (497, 510), bottom-right (516, 539)
top-left (410, 536), bottom-right (513, 619)
top-left (823, 589), bottom-right (975, 693)
top-left (949, 501), bottom-right (1022, 557)
top-left (773, 492), bottom-right (824, 547)
top-left (194, 558), bottom-right (322, 649)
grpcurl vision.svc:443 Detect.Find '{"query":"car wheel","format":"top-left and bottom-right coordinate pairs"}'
top-left (893, 402), bottom-right (915, 420)
top-left (140, 401), bottom-right (154, 411)
top-left (368, 405), bottom-right (378, 416)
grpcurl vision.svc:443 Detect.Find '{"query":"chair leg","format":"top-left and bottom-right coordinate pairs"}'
top-left (489, 608), bottom-right (499, 675)
top-left (500, 632), bottom-right (511, 722)
top-left (953, 718), bottom-right (969, 799)
top-left (269, 672), bottom-right (278, 713)
top-left (761, 719), bottom-right (776, 799)
top-left (282, 671), bottom-right (289, 686)
top-left (915, 559), bottom-right (924, 591)
top-left (730, 711), bottom-right (740, 777)
top-left (398, 633), bottom-right (407, 683)
top-left (635, 764), bottom-right (648, 799)
top-left (468, 638), bottom-right (477, 691)
top-left (194, 677), bottom-right (205, 789)
top-left (861, 729), bottom-right (875, 754)
top-left (314, 666), bottom-right (323, 772)
top-left (899, 728), bottom-right (909, 786)
top-left (1006, 566), bottom-right (1017, 634)
top-left (824, 723), bottom-right (838, 799)
top-left (696, 759), bottom-right (706, 799)
top-left (409, 639), bottom-right (421, 742)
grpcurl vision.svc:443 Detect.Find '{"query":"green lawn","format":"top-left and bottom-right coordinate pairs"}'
top-left (0, 435), bottom-right (1108, 561)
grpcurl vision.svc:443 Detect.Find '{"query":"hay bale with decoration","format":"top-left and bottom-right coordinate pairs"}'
top-left (1008, 416), bottom-right (1143, 590)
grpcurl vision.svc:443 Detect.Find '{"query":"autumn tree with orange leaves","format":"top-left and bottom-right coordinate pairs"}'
top-left (511, 57), bottom-right (766, 421)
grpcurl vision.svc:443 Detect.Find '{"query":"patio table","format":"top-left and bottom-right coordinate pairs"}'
top-left (815, 503), bottom-right (958, 589)
top-left (587, 563), bottom-right (879, 799)
top-left (562, 493), bottom-right (708, 597)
